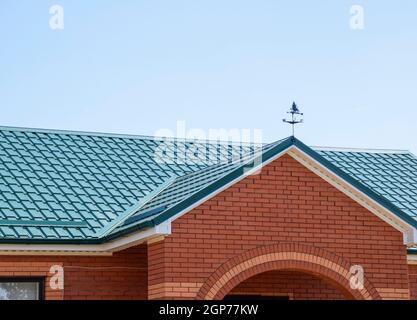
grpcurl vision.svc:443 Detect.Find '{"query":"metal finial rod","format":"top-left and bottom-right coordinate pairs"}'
top-left (283, 102), bottom-right (304, 137)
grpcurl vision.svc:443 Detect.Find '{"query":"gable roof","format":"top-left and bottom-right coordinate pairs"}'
top-left (317, 148), bottom-right (417, 219)
top-left (0, 126), bottom-right (416, 244)
top-left (0, 126), bottom-right (258, 243)
top-left (106, 139), bottom-right (286, 240)
top-left (106, 138), bottom-right (417, 241)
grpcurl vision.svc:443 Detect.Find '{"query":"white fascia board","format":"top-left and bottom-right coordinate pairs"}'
top-left (288, 147), bottom-right (417, 245)
top-left (404, 228), bottom-right (417, 247)
top-left (0, 221), bottom-right (171, 256)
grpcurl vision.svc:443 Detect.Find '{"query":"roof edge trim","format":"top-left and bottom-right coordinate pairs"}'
top-left (105, 137), bottom-right (296, 240)
top-left (312, 146), bottom-right (410, 154)
top-left (293, 138), bottom-right (417, 230)
top-left (0, 222), bottom-right (171, 254)
top-left (95, 177), bottom-right (177, 238)
top-left (0, 125), bottom-right (263, 146)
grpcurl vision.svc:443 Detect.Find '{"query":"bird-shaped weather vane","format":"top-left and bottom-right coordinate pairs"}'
top-left (283, 102), bottom-right (304, 136)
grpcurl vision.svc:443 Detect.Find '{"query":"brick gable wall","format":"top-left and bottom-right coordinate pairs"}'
top-left (148, 154), bottom-right (410, 299)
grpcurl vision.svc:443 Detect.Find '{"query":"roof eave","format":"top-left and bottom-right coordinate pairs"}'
top-left (0, 221), bottom-right (170, 255)
top-left (2, 135), bottom-right (417, 251)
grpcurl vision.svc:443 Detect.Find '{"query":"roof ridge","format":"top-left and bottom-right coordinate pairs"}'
top-left (312, 145), bottom-right (411, 154)
top-left (106, 138), bottom-right (295, 238)
top-left (169, 140), bottom-right (284, 184)
top-left (0, 125), bottom-right (263, 146)
top-left (115, 148), bottom-right (263, 224)
top-left (95, 176), bottom-right (178, 238)
top-left (91, 141), bottom-right (281, 238)
top-left (112, 164), bottom-right (240, 232)
top-left (173, 146), bottom-right (264, 182)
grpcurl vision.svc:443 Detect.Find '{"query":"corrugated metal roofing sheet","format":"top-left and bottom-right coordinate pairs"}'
top-left (0, 126), bottom-right (416, 243)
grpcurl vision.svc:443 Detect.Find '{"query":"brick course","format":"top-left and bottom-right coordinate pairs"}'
top-left (195, 243), bottom-right (378, 300)
top-left (228, 270), bottom-right (346, 300)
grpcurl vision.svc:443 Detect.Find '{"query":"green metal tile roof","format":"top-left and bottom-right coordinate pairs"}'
top-left (316, 149), bottom-right (417, 220)
top-left (0, 126), bottom-right (258, 242)
top-left (108, 141), bottom-right (283, 238)
top-left (0, 126), bottom-right (416, 244)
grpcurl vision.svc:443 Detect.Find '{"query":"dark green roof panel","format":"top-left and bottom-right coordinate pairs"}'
top-left (0, 127), bottom-right (257, 241)
top-left (317, 149), bottom-right (417, 219)
top-left (0, 126), bottom-right (416, 244)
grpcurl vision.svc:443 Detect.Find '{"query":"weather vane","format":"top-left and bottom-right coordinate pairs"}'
top-left (283, 102), bottom-right (304, 136)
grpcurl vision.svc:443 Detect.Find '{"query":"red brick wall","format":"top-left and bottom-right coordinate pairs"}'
top-left (228, 270), bottom-right (346, 300)
top-left (148, 154), bottom-right (410, 299)
top-left (408, 265), bottom-right (417, 300)
top-left (0, 244), bottom-right (147, 300)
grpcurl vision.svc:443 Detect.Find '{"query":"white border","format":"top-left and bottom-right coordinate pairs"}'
top-left (0, 222), bottom-right (171, 256)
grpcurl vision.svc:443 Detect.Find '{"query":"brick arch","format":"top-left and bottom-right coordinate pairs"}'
top-left (196, 243), bottom-right (381, 300)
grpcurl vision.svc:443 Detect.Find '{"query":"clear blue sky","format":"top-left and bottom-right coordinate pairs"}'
top-left (1, 1), bottom-right (417, 152)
